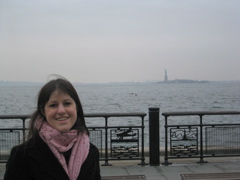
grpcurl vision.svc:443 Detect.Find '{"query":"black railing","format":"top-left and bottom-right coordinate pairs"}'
top-left (3, 110), bottom-right (240, 166)
top-left (162, 111), bottom-right (240, 165)
top-left (0, 113), bottom-right (147, 165)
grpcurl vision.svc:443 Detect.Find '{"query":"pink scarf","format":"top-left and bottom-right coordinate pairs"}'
top-left (37, 120), bottom-right (89, 180)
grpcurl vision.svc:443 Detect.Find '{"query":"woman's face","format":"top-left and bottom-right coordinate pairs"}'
top-left (44, 90), bottom-right (77, 132)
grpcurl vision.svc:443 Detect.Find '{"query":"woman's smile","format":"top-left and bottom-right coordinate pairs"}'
top-left (56, 117), bottom-right (69, 121)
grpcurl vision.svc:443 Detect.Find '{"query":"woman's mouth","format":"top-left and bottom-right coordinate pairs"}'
top-left (56, 117), bottom-right (68, 121)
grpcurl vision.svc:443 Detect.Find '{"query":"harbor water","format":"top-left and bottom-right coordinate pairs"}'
top-left (0, 82), bottom-right (240, 146)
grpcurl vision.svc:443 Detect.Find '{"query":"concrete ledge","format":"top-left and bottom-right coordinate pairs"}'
top-left (181, 172), bottom-right (240, 180)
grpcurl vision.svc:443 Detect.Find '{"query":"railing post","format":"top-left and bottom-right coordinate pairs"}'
top-left (162, 115), bottom-right (172, 165)
top-left (139, 115), bottom-right (146, 165)
top-left (198, 115), bottom-right (207, 163)
top-left (22, 118), bottom-right (26, 142)
top-left (102, 116), bottom-right (111, 166)
top-left (148, 107), bottom-right (160, 165)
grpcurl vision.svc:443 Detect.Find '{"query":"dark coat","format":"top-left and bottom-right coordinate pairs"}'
top-left (4, 134), bottom-right (101, 180)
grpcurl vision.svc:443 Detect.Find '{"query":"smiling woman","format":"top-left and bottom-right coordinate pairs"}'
top-left (4, 77), bottom-right (101, 180)
top-left (44, 90), bottom-right (78, 132)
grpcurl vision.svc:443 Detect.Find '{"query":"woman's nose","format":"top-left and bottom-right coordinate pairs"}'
top-left (57, 104), bottom-right (66, 114)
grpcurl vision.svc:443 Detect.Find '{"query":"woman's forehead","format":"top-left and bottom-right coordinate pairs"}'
top-left (49, 90), bottom-right (72, 99)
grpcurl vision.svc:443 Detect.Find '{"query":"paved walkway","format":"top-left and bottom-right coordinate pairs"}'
top-left (1, 157), bottom-right (240, 179)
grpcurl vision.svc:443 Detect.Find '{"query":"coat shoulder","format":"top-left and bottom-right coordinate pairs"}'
top-left (89, 143), bottom-right (99, 153)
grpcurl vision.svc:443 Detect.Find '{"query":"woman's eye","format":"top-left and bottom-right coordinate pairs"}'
top-left (49, 104), bottom-right (57, 107)
top-left (64, 102), bottom-right (71, 106)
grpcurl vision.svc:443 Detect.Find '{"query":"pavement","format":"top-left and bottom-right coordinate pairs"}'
top-left (1, 156), bottom-right (240, 180)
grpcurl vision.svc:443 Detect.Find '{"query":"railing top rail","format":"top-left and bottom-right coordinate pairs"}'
top-left (162, 111), bottom-right (240, 117)
top-left (84, 112), bottom-right (146, 118)
top-left (0, 112), bottom-right (146, 119)
top-left (0, 115), bottom-right (31, 119)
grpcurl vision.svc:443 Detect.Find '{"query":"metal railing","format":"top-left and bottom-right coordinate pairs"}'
top-left (162, 111), bottom-right (240, 165)
top-left (3, 110), bottom-right (240, 166)
top-left (0, 113), bottom-right (146, 165)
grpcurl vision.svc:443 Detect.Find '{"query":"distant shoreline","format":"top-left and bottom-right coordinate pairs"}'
top-left (0, 80), bottom-right (239, 86)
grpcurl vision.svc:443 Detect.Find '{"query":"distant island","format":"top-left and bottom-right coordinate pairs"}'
top-left (157, 79), bottom-right (212, 84)
top-left (157, 69), bottom-right (211, 84)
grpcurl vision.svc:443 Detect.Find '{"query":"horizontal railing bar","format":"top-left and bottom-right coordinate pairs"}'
top-left (89, 126), bottom-right (144, 130)
top-left (0, 115), bottom-right (30, 119)
top-left (102, 126), bottom-right (144, 128)
top-left (0, 126), bottom-right (144, 130)
top-left (166, 123), bottom-right (240, 127)
top-left (85, 113), bottom-right (147, 118)
top-left (162, 111), bottom-right (240, 116)
top-left (0, 128), bottom-right (26, 130)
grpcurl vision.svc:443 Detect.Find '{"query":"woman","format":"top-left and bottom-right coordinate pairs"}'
top-left (4, 78), bottom-right (101, 180)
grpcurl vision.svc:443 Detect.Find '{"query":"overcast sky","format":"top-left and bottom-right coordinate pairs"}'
top-left (0, 0), bottom-right (239, 83)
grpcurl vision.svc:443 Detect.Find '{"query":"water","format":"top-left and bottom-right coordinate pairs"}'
top-left (0, 82), bottom-right (240, 146)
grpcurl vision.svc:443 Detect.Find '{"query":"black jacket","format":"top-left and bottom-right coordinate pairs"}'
top-left (4, 134), bottom-right (101, 180)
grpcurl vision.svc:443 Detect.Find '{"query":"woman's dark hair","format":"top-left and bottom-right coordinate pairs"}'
top-left (28, 77), bottom-right (89, 139)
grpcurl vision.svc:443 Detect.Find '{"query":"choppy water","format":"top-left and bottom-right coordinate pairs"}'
top-left (0, 82), bottom-right (240, 146)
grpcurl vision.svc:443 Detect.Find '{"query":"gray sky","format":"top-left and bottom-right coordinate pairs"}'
top-left (1, 0), bottom-right (240, 83)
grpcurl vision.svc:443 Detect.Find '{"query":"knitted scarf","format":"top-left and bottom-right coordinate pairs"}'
top-left (37, 119), bottom-right (89, 180)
